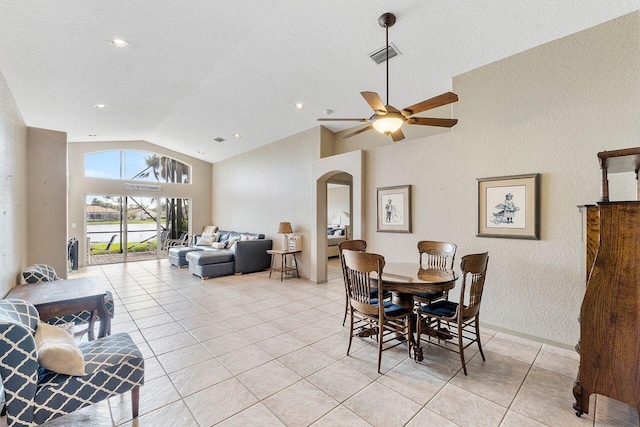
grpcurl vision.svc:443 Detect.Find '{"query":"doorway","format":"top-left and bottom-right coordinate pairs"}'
top-left (326, 175), bottom-right (352, 281)
top-left (312, 149), bottom-right (364, 283)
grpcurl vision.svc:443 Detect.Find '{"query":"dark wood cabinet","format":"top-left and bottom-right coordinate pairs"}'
top-left (573, 148), bottom-right (640, 418)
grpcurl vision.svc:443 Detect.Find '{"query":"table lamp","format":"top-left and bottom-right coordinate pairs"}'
top-left (277, 222), bottom-right (293, 249)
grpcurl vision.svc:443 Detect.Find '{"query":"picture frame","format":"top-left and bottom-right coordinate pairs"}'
top-left (376, 185), bottom-right (411, 233)
top-left (477, 173), bottom-right (540, 239)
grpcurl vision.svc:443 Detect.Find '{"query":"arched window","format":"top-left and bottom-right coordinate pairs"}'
top-left (84, 150), bottom-right (191, 184)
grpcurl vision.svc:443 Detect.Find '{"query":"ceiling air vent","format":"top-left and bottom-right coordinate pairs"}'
top-left (369, 43), bottom-right (400, 64)
top-left (213, 137), bottom-right (225, 143)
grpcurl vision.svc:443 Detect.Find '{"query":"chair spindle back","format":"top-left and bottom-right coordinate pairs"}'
top-left (458, 252), bottom-right (489, 318)
top-left (417, 241), bottom-right (457, 270)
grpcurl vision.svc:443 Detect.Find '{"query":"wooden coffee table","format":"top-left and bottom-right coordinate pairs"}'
top-left (7, 277), bottom-right (110, 340)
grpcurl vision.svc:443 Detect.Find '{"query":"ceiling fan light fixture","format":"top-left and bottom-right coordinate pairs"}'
top-left (316, 12), bottom-right (458, 139)
top-left (372, 113), bottom-right (403, 135)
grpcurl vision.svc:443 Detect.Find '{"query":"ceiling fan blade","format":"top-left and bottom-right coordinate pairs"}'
top-left (390, 128), bottom-right (405, 142)
top-left (406, 117), bottom-right (458, 128)
top-left (361, 92), bottom-right (387, 113)
top-left (341, 125), bottom-right (373, 139)
top-left (317, 118), bottom-right (369, 122)
top-left (401, 92), bottom-right (458, 116)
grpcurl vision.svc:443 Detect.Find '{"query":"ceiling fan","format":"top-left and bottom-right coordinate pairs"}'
top-left (318, 12), bottom-right (459, 142)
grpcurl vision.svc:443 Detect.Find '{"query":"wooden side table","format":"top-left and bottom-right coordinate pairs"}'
top-left (7, 277), bottom-right (110, 340)
top-left (267, 249), bottom-right (301, 281)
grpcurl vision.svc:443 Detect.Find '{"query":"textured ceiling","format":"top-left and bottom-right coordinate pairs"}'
top-left (0, 1), bottom-right (636, 163)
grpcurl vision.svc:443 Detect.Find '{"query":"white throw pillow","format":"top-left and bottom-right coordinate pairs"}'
top-left (226, 237), bottom-right (238, 249)
top-left (212, 242), bottom-right (226, 249)
top-left (35, 322), bottom-right (85, 376)
top-left (241, 234), bottom-right (257, 241)
top-left (196, 236), bottom-right (215, 246)
top-left (202, 225), bottom-right (219, 234)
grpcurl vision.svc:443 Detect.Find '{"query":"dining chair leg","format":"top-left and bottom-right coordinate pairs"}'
top-left (347, 310), bottom-right (354, 356)
top-left (415, 312), bottom-right (422, 362)
top-left (406, 317), bottom-right (413, 359)
top-left (342, 292), bottom-right (348, 326)
top-left (457, 321), bottom-right (467, 375)
top-left (377, 319), bottom-right (384, 374)
top-left (475, 316), bottom-right (486, 361)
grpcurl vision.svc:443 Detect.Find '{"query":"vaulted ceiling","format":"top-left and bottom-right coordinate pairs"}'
top-left (0, 1), bottom-right (636, 163)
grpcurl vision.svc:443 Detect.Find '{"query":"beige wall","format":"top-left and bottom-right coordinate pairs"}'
top-left (27, 127), bottom-right (68, 277)
top-left (0, 70), bottom-right (28, 296)
top-left (327, 185), bottom-right (350, 224)
top-left (363, 12), bottom-right (639, 346)
top-left (212, 127), bottom-right (322, 278)
top-left (212, 12), bottom-right (639, 346)
top-left (68, 140), bottom-right (213, 267)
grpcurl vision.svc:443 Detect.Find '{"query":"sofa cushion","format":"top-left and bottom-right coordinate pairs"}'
top-left (168, 246), bottom-right (203, 257)
top-left (186, 250), bottom-right (234, 266)
top-left (216, 230), bottom-right (264, 241)
top-left (202, 225), bottom-right (219, 234)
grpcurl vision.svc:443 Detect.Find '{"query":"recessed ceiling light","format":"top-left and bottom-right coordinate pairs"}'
top-left (198, 151), bottom-right (205, 154)
top-left (94, 104), bottom-right (107, 109)
top-left (88, 134), bottom-right (97, 137)
top-left (110, 39), bottom-right (128, 48)
top-left (233, 133), bottom-right (241, 138)
top-left (294, 103), bottom-right (305, 110)
top-left (323, 109), bottom-right (333, 115)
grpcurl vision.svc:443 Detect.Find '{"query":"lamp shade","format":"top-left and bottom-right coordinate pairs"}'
top-left (278, 222), bottom-right (293, 234)
top-left (372, 112), bottom-right (404, 135)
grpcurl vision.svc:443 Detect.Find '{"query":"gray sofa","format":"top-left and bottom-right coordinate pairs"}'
top-left (168, 230), bottom-right (272, 279)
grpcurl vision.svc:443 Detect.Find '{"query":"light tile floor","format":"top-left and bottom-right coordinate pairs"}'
top-left (3, 258), bottom-right (638, 427)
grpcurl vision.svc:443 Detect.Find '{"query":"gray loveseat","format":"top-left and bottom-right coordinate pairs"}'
top-left (168, 230), bottom-right (272, 279)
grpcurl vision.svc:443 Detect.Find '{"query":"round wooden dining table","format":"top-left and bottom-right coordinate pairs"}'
top-left (373, 262), bottom-right (457, 361)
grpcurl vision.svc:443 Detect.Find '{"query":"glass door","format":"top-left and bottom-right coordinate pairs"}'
top-left (125, 196), bottom-right (162, 262)
top-left (86, 194), bottom-right (191, 265)
top-left (86, 195), bottom-right (125, 265)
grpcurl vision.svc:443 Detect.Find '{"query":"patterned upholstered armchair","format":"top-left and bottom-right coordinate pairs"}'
top-left (21, 264), bottom-right (115, 339)
top-left (0, 299), bottom-right (144, 426)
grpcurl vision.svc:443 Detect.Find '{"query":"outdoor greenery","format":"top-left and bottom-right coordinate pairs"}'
top-left (90, 242), bottom-right (157, 255)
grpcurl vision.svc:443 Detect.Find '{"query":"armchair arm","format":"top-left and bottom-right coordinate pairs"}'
top-left (0, 301), bottom-right (39, 427)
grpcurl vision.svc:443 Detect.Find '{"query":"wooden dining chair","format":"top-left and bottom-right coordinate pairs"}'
top-left (343, 250), bottom-right (412, 373)
top-left (415, 252), bottom-right (489, 375)
top-left (338, 240), bottom-right (367, 326)
top-left (413, 241), bottom-right (457, 306)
